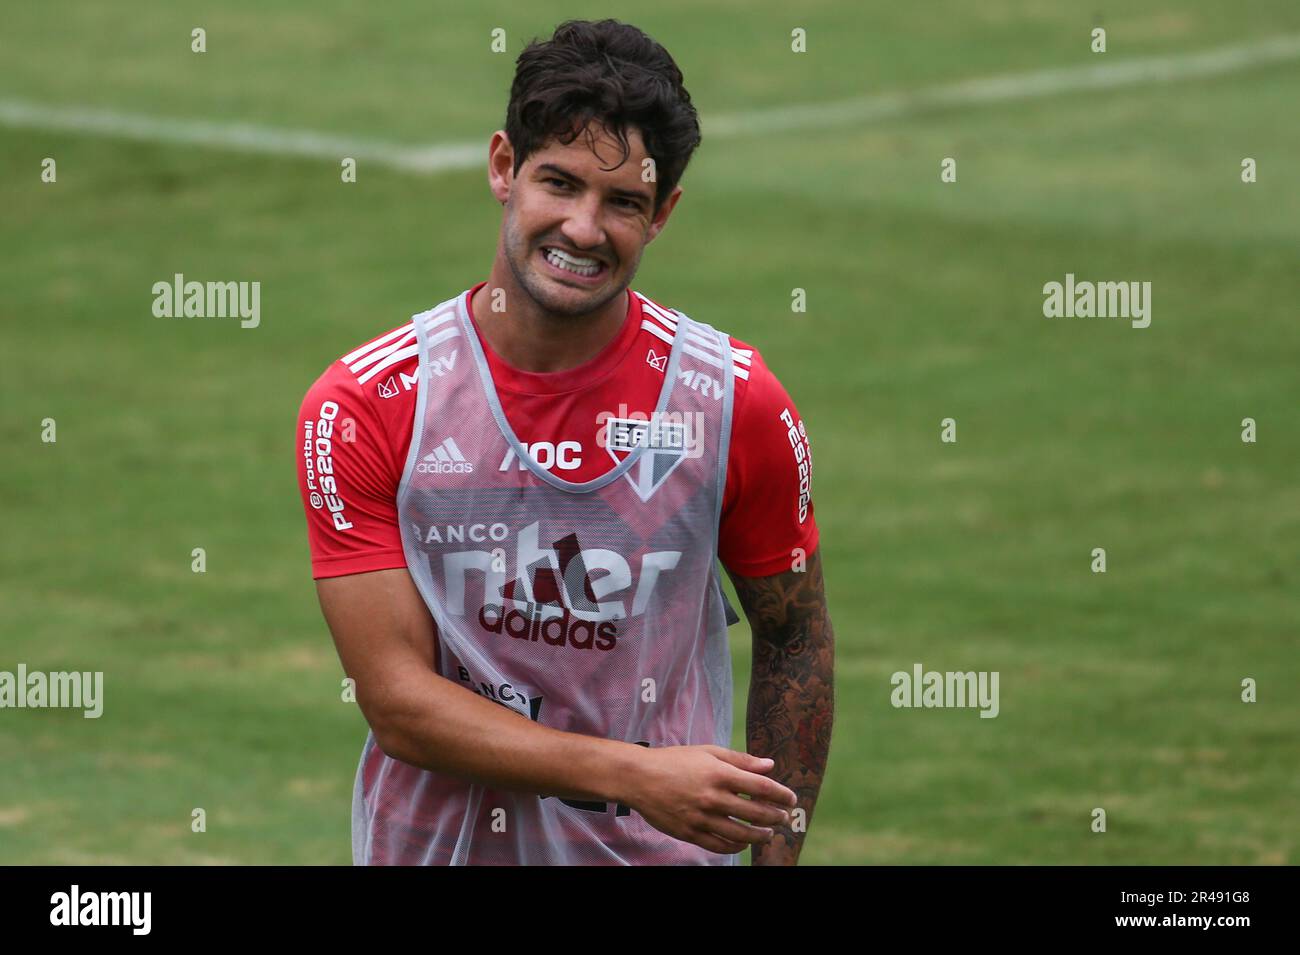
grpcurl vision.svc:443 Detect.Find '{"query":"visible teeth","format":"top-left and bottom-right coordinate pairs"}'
top-left (544, 248), bottom-right (601, 276)
top-left (547, 247), bottom-right (599, 267)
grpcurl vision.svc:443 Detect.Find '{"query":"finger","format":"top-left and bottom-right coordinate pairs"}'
top-left (725, 768), bottom-right (798, 808)
top-left (706, 747), bottom-right (775, 773)
top-left (695, 831), bottom-right (751, 855)
top-left (716, 794), bottom-right (791, 828)
top-left (705, 815), bottom-right (775, 847)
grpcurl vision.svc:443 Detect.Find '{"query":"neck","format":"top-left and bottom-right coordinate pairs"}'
top-left (470, 262), bottom-right (628, 374)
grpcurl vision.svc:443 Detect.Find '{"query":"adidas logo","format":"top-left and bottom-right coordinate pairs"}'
top-left (417, 437), bottom-right (474, 474)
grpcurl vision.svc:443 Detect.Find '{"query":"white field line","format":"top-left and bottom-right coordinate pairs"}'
top-left (705, 33), bottom-right (1300, 135)
top-left (2, 34), bottom-right (1297, 174)
top-left (0, 98), bottom-right (483, 173)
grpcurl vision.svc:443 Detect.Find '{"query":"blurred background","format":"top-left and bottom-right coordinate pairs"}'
top-left (1, 1), bottom-right (1297, 864)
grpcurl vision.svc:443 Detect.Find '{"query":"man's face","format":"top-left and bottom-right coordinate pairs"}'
top-left (496, 122), bottom-right (678, 318)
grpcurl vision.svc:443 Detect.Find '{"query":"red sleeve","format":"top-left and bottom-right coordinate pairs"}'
top-left (296, 362), bottom-right (408, 579)
top-left (717, 344), bottom-right (820, 577)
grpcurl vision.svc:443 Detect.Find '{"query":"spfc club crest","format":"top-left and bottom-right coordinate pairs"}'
top-left (604, 415), bottom-right (691, 501)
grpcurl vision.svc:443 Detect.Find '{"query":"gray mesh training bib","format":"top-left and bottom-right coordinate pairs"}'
top-left (351, 287), bottom-right (738, 865)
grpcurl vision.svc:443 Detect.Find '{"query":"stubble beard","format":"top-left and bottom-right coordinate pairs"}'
top-left (502, 208), bottom-right (636, 320)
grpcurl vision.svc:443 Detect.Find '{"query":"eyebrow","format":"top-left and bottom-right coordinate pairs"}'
top-left (535, 162), bottom-right (653, 204)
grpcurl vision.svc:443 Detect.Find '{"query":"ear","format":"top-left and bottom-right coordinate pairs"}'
top-left (645, 185), bottom-right (684, 245)
top-left (487, 131), bottom-right (515, 205)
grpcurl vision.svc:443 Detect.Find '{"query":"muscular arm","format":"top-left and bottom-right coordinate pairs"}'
top-left (727, 545), bottom-right (835, 865)
top-left (316, 567), bottom-right (793, 856)
top-left (316, 567), bottom-right (646, 803)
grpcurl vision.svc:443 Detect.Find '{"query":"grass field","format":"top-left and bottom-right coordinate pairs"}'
top-left (1, 1), bottom-right (1298, 864)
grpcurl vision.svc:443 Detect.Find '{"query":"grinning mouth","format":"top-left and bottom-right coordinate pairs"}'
top-left (541, 246), bottom-right (607, 279)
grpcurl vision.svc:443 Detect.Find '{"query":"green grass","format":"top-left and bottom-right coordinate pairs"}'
top-left (1, 0), bottom-right (1298, 864)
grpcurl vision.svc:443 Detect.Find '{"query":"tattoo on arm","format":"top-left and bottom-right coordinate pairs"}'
top-left (728, 546), bottom-right (834, 865)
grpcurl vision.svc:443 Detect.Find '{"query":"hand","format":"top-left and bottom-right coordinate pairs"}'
top-left (622, 745), bottom-right (798, 855)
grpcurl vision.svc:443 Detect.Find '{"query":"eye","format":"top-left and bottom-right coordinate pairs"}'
top-left (545, 177), bottom-right (571, 190)
top-left (613, 197), bottom-right (641, 210)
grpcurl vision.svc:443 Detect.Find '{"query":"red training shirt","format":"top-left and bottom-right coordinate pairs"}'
top-left (296, 282), bottom-right (817, 581)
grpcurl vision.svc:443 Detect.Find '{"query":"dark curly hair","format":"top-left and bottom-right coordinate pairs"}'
top-left (505, 19), bottom-right (702, 213)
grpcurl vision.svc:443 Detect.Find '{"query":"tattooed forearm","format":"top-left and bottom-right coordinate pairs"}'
top-left (728, 546), bottom-right (834, 865)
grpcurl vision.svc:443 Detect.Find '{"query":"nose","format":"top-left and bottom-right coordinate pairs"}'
top-left (559, 192), bottom-right (607, 253)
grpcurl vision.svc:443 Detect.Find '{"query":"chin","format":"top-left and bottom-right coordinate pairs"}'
top-left (527, 275), bottom-right (616, 317)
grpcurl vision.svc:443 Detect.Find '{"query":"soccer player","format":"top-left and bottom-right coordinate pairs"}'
top-left (296, 19), bottom-right (834, 865)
